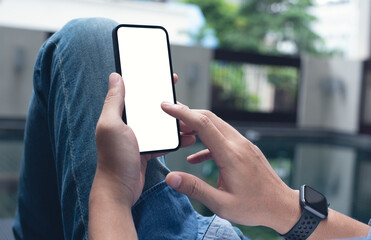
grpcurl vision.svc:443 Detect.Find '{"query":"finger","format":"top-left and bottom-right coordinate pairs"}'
top-left (166, 172), bottom-right (225, 214)
top-left (193, 110), bottom-right (241, 139)
top-left (180, 135), bottom-right (196, 148)
top-left (161, 102), bottom-right (228, 161)
top-left (179, 120), bottom-right (195, 134)
top-left (177, 104), bottom-right (196, 134)
top-left (151, 135), bottom-right (195, 154)
top-left (177, 102), bottom-right (241, 140)
top-left (144, 135), bottom-right (196, 160)
top-left (187, 149), bottom-right (212, 164)
top-left (173, 73), bottom-right (178, 84)
top-left (100, 73), bottom-right (125, 121)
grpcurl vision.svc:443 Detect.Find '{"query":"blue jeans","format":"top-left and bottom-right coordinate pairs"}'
top-left (13, 18), bottom-right (247, 240)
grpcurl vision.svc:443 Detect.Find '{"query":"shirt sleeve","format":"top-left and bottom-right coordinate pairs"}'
top-left (367, 219), bottom-right (371, 240)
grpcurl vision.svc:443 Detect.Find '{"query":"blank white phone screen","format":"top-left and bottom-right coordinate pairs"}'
top-left (117, 26), bottom-right (179, 153)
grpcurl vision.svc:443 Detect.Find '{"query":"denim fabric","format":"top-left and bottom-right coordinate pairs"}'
top-left (202, 216), bottom-right (246, 240)
top-left (365, 220), bottom-right (371, 240)
top-left (12, 18), bottom-right (245, 240)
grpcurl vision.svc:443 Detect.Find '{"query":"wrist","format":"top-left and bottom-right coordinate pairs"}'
top-left (279, 185), bottom-right (331, 239)
top-left (89, 188), bottom-right (132, 213)
top-left (264, 188), bottom-right (301, 235)
top-left (90, 170), bottom-right (134, 208)
top-left (89, 176), bottom-right (137, 240)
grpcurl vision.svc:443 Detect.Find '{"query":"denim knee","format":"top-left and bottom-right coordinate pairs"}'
top-left (55, 18), bottom-right (117, 40)
top-left (47, 18), bottom-right (118, 59)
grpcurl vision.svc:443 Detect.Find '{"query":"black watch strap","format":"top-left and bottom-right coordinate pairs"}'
top-left (280, 208), bottom-right (321, 240)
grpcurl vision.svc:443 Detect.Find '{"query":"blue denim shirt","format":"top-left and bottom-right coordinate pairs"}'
top-left (131, 181), bottom-right (245, 240)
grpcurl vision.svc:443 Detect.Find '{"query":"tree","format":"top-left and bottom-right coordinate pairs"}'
top-left (182, 0), bottom-right (331, 56)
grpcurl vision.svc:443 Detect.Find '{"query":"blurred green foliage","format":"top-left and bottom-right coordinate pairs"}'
top-left (267, 66), bottom-right (298, 98)
top-left (211, 61), bottom-right (261, 111)
top-left (237, 225), bottom-right (281, 240)
top-left (181, 0), bottom-right (337, 56)
top-left (211, 61), bottom-right (298, 112)
top-left (181, 0), bottom-right (319, 113)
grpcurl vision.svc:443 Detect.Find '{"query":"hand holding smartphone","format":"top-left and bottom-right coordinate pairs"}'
top-left (112, 24), bottom-right (180, 154)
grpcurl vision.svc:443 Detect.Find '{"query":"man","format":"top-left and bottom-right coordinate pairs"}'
top-left (14, 18), bottom-right (371, 240)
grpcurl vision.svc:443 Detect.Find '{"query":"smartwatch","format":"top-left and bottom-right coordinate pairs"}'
top-left (281, 185), bottom-right (328, 240)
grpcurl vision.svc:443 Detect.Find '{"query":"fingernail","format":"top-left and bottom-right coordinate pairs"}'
top-left (162, 101), bottom-right (172, 105)
top-left (168, 174), bottom-right (182, 189)
top-left (109, 73), bottom-right (121, 85)
top-left (162, 101), bottom-right (175, 108)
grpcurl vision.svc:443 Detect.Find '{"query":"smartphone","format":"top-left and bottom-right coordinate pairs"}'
top-left (112, 24), bottom-right (180, 154)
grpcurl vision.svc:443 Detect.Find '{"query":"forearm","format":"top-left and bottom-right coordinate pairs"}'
top-left (308, 208), bottom-right (370, 240)
top-left (88, 176), bottom-right (138, 240)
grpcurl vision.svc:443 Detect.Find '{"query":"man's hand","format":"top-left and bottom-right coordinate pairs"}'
top-left (161, 102), bottom-right (371, 239)
top-left (94, 73), bottom-right (144, 206)
top-left (89, 73), bottom-right (197, 240)
top-left (89, 73), bottom-right (141, 240)
top-left (161, 102), bottom-right (300, 234)
top-left (93, 73), bottom-right (195, 206)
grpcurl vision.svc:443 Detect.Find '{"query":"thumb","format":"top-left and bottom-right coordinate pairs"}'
top-left (101, 73), bottom-right (125, 119)
top-left (166, 172), bottom-right (223, 213)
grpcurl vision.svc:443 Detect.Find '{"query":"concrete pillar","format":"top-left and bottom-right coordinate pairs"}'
top-left (0, 27), bottom-right (46, 118)
top-left (170, 45), bottom-right (212, 109)
top-left (298, 56), bottom-right (362, 133)
top-left (293, 144), bottom-right (356, 216)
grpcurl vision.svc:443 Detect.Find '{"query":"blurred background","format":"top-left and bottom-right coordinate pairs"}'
top-left (1, 0), bottom-right (371, 239)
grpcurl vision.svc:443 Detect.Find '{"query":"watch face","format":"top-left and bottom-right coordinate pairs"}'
top-left (303, 185), bottom-right (328, 217)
